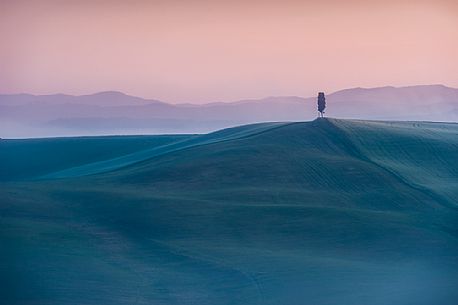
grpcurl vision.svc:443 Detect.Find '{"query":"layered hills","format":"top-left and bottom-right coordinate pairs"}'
top-left (1, 84), bottom-right (457, 138)
top-left (1, 118), bottom-right (457, 305)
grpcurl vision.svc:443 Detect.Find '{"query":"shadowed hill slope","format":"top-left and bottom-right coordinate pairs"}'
top-left (0, 134), bottom-right (195, 181)
top-left (91, 119), bottom-right (458, 210)
top-left (38, 122), bottom-right (286, 180)
top-left (1, 119), bottom-right (458, 305)
top-left (332, 120), bottom-right (458, 207)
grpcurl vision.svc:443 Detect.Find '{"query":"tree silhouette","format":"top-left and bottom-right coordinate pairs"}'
top-left (317, 92), bottom-right (326, 117)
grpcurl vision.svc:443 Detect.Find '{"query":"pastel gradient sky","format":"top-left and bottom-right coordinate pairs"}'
top-left (1, 0), bottom-right (457, 103)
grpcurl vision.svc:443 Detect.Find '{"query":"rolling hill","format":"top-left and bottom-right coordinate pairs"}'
top-left (1, 118), bottom-right (458, 305)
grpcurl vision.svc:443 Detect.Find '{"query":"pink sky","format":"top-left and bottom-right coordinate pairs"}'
top-left (1, 0), bottom-right (457, 103)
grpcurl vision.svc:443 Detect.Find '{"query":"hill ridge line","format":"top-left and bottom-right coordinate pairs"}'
top-left (38, 122), bottom-right (296, 179)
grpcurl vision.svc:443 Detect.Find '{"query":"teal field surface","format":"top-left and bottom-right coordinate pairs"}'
top-left (1, 118), bottom-right (458, 305)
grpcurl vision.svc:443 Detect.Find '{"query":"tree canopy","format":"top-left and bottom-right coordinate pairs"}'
top-left (317, 92), bottom-right (326, 117)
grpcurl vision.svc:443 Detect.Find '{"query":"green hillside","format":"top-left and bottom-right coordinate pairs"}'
top-left (1, 119), bottom-right (458, 305)
top-left (0, 134), bottom-right (195, 181)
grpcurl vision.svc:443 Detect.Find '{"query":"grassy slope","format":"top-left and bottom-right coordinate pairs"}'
top-left (1, 119), bottom-right (458, 305)
top-left (0, 135), bottom-right (195, 181)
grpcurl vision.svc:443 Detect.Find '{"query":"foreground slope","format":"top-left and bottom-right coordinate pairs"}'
top-left (0, 134), bottom-right (195, 181)
top-left (1, 119), bottom-right (458, 305)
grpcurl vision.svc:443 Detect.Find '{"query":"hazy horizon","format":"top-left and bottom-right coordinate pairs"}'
top-left (1, 83), bottom-right (456, 105)
top-left (1, 0), bottom-right (457, 104)
top-left (2, 84), bottom-right (457, 139)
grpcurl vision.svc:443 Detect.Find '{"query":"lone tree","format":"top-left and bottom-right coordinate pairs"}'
top-left (317, 92), bottom-right (326, 117)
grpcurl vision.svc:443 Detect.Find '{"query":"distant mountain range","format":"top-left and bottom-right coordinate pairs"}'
top-left (1, 84), bottom-right (457, 138)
